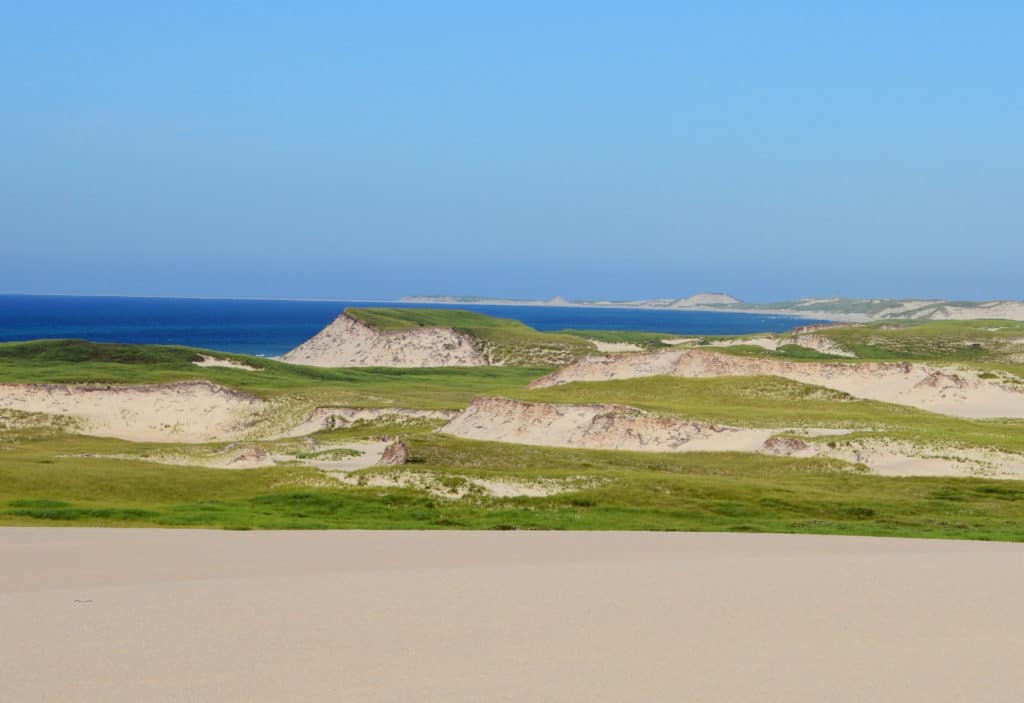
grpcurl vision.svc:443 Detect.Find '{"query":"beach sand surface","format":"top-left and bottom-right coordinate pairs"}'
top-left (2, 528), bottom-right (1023, 702)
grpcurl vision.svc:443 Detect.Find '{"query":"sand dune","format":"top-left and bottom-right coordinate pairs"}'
top-left (281, 313), bottom-right (487, 367)
top-left (530, 348), bottom-right (1024, 418)
top-left (764, 435), bottom-right (1024, 479)
top-left (0, 381), bottom-right (263, 442)
top-left (192, 354), bottom-right (262, 371)
top-left (3, 528), bottom-right (1023, 703)
top-left (442, 397), bottom-right (774, 452)
top-left (590, 340), bottom-right (644, 353)
top-left (442, 397), bottom-right (1024, 478)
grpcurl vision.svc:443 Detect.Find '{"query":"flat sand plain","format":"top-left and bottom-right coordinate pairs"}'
top-left (3, 529), bottom-right (1023, 702)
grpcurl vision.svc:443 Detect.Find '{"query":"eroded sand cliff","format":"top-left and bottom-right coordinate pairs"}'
top-left (281, 313), bottom-right (488, 367)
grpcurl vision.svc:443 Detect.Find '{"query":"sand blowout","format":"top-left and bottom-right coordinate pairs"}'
top-left (0, 381), bottom-right (263, 442)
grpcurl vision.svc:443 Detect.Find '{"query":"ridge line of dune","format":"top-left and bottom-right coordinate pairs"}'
top-left (527, 348), bottom-right (1024, 419)
top-left (279, 312), bottom-right (488, 368)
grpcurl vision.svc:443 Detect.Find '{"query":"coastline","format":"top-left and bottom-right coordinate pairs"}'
top-left (400, 297), bottom-right (866, 321)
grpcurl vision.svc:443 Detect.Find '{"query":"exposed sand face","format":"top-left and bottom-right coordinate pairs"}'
top-left (589, 340), bottom-right (644, 353)
top-left (793, 333), bottom-right (857, 356)
top-left (278, 406), bottom-right (455, 438)
top-left (444, 398), bottom-right (1024, 478)
top-left (441, 397), bottom-right (776, 452)
top-left (530, 348), bottom-right (1024, 419)
top-left (915, 300), bottom-right (1024, 321)
top-left (315, 439), bottom-right (405, 472)
top-left (0, 381), bottom-right (263, 442)
top-left (4, 529), bottom-right (1024, 703)
top-left (769, 436), bottom-right (1024, 479)
top-left (705, 333), bottom-right (855, 357)
top-left (192, 354), bottom-right (262, 371)
top-left (280, 313), bottom-right (487, 367)
top-left (707, 335), bottom-right (784, 351)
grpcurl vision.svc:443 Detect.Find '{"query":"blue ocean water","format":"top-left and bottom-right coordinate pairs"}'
top-left (0, 295), bottom-right (827, 357)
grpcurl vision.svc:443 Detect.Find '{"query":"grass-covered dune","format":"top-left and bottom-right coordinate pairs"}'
top-left (698, 319), bottom-right (1024, 369)
top-left (0, 338), bottom-right (543, 408)
top-left (1, 319), bottom-right (1024, 540)
top-left (344, 307), bottom-right (596, 366)
top-left (517, 375), bottom-right (1024, 454)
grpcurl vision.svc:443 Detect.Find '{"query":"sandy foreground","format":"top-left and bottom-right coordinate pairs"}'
top-left (2, 529), bottom-right (1024, 702)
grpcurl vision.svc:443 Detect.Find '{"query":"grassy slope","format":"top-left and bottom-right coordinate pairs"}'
top-left (2, 422), bottom-right (1024, 539)
top-left (0, 339), bottom-right (543, 408)
top-left (685, 320), bottom-right (1024, 373)
top-left (551, 320), bottom-right (1024, 369)
top-left (517, 376), bottom-right (1024, 453)
top-left (820, 320), bottom-right (1024, 367)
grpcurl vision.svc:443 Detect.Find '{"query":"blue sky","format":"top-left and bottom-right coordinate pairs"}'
top-left (2, 2), bottom-right (1021, 302)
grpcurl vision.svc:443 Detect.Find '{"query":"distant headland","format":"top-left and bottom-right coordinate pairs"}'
top-left (400, 293), bottom-right (1024, 322)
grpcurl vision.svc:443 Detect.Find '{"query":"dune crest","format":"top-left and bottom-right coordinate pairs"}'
top-left (280, 313), bottom-right (487, 367)
top-left (529, 349), bottom-right (1024, 419)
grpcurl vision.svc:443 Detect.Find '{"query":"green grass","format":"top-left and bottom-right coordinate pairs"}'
top-left (2, 426), bottom-right (1024, 539)
top-left (348, 307), bottom-right (534, 331)
top-left (819, 320), bottom-right (1024, 367)
top-left (0, 339), bottom-right (544, 408)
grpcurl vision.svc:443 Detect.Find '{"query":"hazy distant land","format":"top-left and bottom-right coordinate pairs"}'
top-left (401, 293), bottom-right (1024, 322)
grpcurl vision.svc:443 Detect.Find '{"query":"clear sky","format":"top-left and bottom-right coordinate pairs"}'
top-left (2, 2), bottom-right (1021, 302)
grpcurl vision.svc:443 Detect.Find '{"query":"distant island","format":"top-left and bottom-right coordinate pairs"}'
top-left (400, 293), bottom-right (1024, 322)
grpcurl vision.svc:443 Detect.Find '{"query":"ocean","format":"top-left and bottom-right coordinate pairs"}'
top-left (0, 295), bottom-right (827, 357)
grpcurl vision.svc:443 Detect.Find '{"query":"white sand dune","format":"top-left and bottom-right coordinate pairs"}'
top-left (191, 354), bottom-right (262, 371)
top-left (3, 529), bottom-right (1023, 703)
top-left (764, 435), bottom-right (1024, 479)
top-left (0, 381), bottom-right (263, 442)
top-left (442, 398), bottom-right (1024, 478)
top-left (707, 335), bottom-right (785, 350)
top-left (530, 348), bottom-right (1024, 419)
top-left (589, 340), bottom-right (644, 353)
top-left (442, 397), bottom-right (774, 452)
top-left (280, 313), bottom-right (487, 367)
